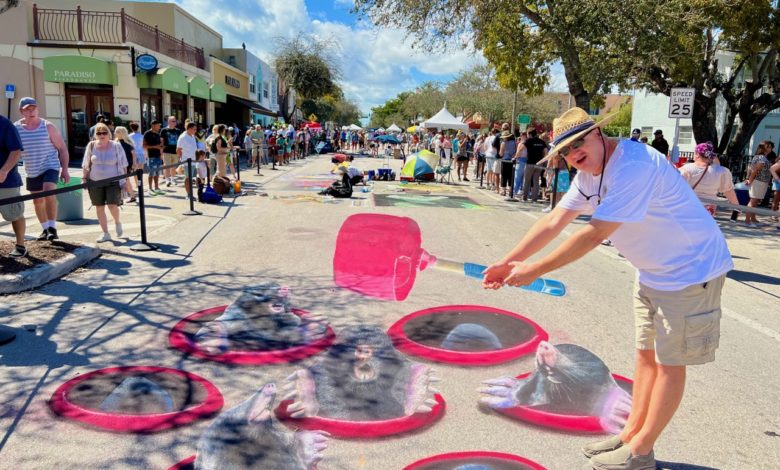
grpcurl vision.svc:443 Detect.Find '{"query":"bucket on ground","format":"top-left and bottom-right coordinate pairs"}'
top-left (56, 176), bottom-right (83, 221)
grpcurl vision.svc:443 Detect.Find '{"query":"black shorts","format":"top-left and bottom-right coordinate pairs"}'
top-left (88, 182), bottom-right (122, 206)
top-left (26, 168), bottom-right (59, 191)
top-left (477, 155), bottom-right (486, 163)
top-left (457, 155), bottom-right (468, 162)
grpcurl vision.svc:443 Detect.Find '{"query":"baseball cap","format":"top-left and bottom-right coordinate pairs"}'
top-left (631, 128), bottom-right (641, 135)
top-left (19, 97), bottom-right (37, 109)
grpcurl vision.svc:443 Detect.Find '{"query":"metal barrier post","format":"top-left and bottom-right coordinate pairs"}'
top-left (130, 169), bottom-right (158, 251)
top-left (235, 150), bottom-right (241, 181)
top-left (551, 167), bottom-right (560, 209)
top-left (183, 159), bottom-right (201, 216)
top-left (506, 159), bottom-right (519, 202)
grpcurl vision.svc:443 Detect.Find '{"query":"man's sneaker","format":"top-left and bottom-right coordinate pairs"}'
top-left (37, 229), bottom-right (49, 241)
top-left (9, 244), bottom-right (27, 258)
top-left (166, 179), bottom-right (172, 187)
top-left (115, 223), bottom-right (123, 238)
top-left (589, 446), bottom-right (655, 470)
top-left (582, 435), bottom-right (625, 459)
top-left (154, 189), bottom-right (165, 195)
top-left (146, 190), bottom-right (156, 197)
top-left (96, 232), bottom-right (112, 243)
top-left (46, 227), bottom-right (59, 241)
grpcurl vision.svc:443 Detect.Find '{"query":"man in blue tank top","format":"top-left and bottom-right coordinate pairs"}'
top-left (14, 97), bottom-right (70, 241)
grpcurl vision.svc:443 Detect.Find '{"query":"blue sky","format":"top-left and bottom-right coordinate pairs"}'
top-left (160, 0), bottom-right (483, 116)
top-left (161, 0), bottom-right (566, 116)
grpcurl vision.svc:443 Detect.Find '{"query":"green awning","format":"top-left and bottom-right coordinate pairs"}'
top-left (43, 55), bottom-right (117, 85)
top-left (210, 83), bottom-right (227, 103)
top-left (188, 76), bottom-right (210, 100)
top-left (136, 67), bottom-right (187, 93)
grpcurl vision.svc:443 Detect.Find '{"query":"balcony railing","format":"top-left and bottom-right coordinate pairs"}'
top-left (33, 4), bottom-right (206, 70)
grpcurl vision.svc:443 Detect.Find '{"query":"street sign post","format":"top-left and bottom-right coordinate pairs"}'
top-left (5, 84), bottom-right (15, 118)
top-left (517, 114), bottom-right (531, 131)
top-left (668, 88), bottom-right (695, 164)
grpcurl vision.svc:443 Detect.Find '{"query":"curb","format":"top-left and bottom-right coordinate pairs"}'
top-left (0, 244), bottom-right (101, 295)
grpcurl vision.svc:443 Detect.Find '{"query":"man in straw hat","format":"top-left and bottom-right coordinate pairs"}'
top-left (481, 107), bottom-right (732, 470)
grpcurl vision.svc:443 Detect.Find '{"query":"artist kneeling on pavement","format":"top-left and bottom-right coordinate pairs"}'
top-left (483, 107), bottom-right (732, 470)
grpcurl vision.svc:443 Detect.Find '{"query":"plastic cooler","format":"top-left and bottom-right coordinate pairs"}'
top-left (56, 176), bottom-right (83, 221)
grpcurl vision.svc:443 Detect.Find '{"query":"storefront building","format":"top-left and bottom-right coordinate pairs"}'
top-left (222, 48), bottom-right (279, 126)
top-left (0, 1), bottom-right (224, 162)
top-left (211, 58), bottom-right (252, 127)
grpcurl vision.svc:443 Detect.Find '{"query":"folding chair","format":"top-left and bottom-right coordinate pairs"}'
top-left (436, 164), bottom-right (454, 184)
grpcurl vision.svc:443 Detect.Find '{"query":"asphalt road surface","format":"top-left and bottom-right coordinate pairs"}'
top-left (1, 152), bottom-right (778, 469)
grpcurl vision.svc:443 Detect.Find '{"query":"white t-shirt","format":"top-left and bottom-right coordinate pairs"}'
top-left (679, 163), bottom-right (735, 199)
top-left (484, 135), bottom-right (497, 157)
top-left (558, 139), bottom-right (732, 291)
top-left (177, 133), bottom-right (198, 162)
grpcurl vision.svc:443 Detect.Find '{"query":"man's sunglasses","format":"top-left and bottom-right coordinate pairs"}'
top-left (558, 136), bottom-right (587, 158)
top-left (96, 132), bottom-right (109, 136)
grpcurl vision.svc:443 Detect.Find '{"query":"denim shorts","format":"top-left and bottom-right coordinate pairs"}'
top-left (147, 157), bottom-right (163, 176)
top-left (26, 168), bottom-right (59, 191)
top-left (773, 180), bottom-right (780, 191)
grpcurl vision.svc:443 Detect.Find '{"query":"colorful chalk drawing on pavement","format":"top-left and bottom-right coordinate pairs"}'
top-left (479, 342), bottom-right (633, 434)
top-left (404, 451), bottom-right (547, 470)
top-left (49, 366), bottom-right (223, 433)
top-left (387, 183), bottom-right (469, 194)
top-left (387, 305), bottom-right (548, 366)
top-left (170, 383), bottom-right (330, 470)
top-left (276, 326), bottom-right (445, 438)
top-left (169, 284), bottom-right (336, 365)
top-left (373, 194), bottom-right (485, 210)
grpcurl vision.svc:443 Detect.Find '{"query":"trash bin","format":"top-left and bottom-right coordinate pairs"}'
top-left (56, 176), bottom-right (83, 221)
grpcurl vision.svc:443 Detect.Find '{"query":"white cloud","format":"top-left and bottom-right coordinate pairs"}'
top-left (171, 0), bottom-right (483, 114)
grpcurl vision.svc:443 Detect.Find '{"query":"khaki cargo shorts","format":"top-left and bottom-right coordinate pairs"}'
top-left (634, 274), bottom-right (726, 366)
top-left (0, 186), bottom-right (25, 222)
top-left (163, 152), bottom-right (179, 166)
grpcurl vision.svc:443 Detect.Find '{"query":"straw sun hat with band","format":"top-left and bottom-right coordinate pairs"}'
top-left (539, 107), bottom-right (618, 166)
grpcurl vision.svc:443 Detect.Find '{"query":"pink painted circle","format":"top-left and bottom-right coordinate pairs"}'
top-left (274, 394), bottom-right (446, 439)
top-left (404, 451), bottom-right (547, 470)
top-left (49, 366), bottom-right (223, 433)
top-left (387, 305), bottom-right (548, 366)
top-left (168, 456), bottom-right (196, 470)
top-left (168, 305), bottom-right (336, 365)
top-left (495, 373), bottom-right (634, 433)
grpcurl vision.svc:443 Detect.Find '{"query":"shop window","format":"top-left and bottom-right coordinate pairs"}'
top-left (679, 126), bottom-right (693, 145)
top-left (641, 127), bottom-right (653, 138)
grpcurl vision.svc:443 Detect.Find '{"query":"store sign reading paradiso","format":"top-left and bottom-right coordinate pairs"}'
top-left (43, 56), bottom-right (117, 85)
top-left (53, 70), bottom-right (98, 83)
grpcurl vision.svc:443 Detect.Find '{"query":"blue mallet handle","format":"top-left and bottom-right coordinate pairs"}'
top-left (463, 262), bottom-right (566, 297)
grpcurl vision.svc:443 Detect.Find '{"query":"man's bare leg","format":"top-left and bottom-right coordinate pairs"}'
top-left (619, 349), bottom-right (658, 443)
top-left (628, 364), bottom-right (686, 456)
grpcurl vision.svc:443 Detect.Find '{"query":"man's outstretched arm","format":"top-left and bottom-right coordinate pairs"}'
top-left (503, 218), bottom-right (621, 287)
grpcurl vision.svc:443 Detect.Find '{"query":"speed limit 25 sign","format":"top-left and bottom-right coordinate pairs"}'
top-left (668, 88), bottom-right (695, 119)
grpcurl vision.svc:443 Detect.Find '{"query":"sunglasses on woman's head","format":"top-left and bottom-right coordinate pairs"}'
top-left (96, 132), bottom-right (109, 136)
top-left (558, 136), bottom-right (587, 158)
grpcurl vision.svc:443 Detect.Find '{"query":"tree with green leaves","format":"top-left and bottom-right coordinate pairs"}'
top-left (618, 0), bottom-right (780, 167)
top-left (273, 34), bottom-right (340, 123)
top-left (354, 0), bottom-right (632, 110)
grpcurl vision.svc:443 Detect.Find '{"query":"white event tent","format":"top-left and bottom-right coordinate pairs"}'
top-left (422, 105), bottom-right (469, 132)
top-left (386, 123), bottom-right (402, 133)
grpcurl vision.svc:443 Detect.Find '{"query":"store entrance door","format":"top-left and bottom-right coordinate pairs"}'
top-left (65, 85), bottom-right (113, 164)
